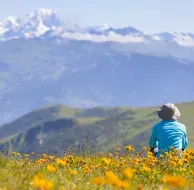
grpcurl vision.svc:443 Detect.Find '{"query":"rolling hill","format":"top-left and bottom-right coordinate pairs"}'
top-left (0, 102), bottom-right (193, 154)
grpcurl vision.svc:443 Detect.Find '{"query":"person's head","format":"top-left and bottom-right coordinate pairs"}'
top-left (157, 103), bottom-right (181, 121)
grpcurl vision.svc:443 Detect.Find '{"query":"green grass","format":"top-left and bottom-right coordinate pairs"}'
top-left (0, 102), bottom-right (194, 154)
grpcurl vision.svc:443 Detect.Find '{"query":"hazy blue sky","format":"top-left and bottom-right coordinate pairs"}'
top-left (0, 0), bottom-right (194, 33)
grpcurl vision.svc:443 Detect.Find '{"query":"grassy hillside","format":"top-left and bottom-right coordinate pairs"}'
top-left (0, 102), bottom-right (194, 154)
top-left (0, 104), bottom-right (129, 139)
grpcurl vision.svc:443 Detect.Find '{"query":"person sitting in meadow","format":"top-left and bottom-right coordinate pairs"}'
top-left (149, 103), bottom-right (188, 157)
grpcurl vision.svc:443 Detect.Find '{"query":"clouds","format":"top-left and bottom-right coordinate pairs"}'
top-left (59, 32), bottom-right (146, 43)
top-left (46, 31), bottom-right (194, 62)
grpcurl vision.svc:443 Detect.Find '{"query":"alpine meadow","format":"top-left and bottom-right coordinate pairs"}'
top-left (1, 5), bottom-right (194, 190)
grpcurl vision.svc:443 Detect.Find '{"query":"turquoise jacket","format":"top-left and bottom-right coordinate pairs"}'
top-left (149, 120), bottom-right (188, 157)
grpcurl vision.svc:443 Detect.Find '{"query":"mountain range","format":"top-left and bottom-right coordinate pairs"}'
top-left (0, 8), bottom-right (194, 124)
top-left (1, 8), bottom-right (194, 47)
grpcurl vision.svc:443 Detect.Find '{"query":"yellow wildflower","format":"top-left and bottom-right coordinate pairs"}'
top-left (32, 173), bottom-right (54, 190)
top-left (177, 159), bottom-right (184, 166)
top-left (12, 152), bottom-right (21, 157)
top-left (137, 184), bottom-right (143, 190)
top-left (84, 166), bottom-right (91, 174)
top-left (46, 165), bottom-right (56, 173)
top-left (141, 165), bottom-right (151, 172)
top-left (189, 170), bottom-right (194, 175)
top-left (99, 152), bottom-right (104, 156)
top-left (180, 167), bottom-right (186, 172)
top-left (95, 164), bottom-right (101, 169)
top-left (48, 156), bottom-right (54, 160)
top-left (115, 152), bottom-right (119, 156)
top-left (91, 177), bottom-right (106, 185)
top-left (169, 161), bottom-right (177, 167)
top-left (116, 180), bottom-right (130, 189)
top-left (104, 166), bottom-right (109, 171)
top-left (125, 145), bottom-right (134, 151)
top-left (37, 158), bottom-right (47, 165)
top-left (69, 170), bottom-right (78, 175)
top-left (105, 171), bottom-right (119, 185)
top-left (143, 146), bottom-right (147, 151)
top-left (43, 154), bottom-right (48, 158)
top-left (12, 152), bottom-right (16, 156)
top-left (123, 168), bottom-right (134, 179)
top-left (108, 153), bottom-right (113, 158)
top-left (105, 171), bottom-right (129, 189)
top-left (56, 158), bottom-right (66, 166)
top-left (119, 162), bottom-right (124, 166)
top-left (101, 158), bottom-right (111, 165)
top-left (162, 174), bottom-right (188, 188)
top-left (24, 154), bottom-right (29, 158)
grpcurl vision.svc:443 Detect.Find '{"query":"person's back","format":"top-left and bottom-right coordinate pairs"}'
top-left (149, 103), bottom-right (188, 157)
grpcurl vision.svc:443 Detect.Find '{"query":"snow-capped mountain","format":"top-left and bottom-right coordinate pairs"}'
top-left (19, 8), bottom-right (64, 37)
top-left (0, 8), bottom-right (66, 40)
top-left (0, 9), bottom-right (145, 41)
top-left (0, 8), bottom-right (150, 42)
top-left (86, 24), bottom-right (142, 36)
top-left (0, 16), bottom-right (20, 35)
top-left (152, 32), bottom-right (194, 46)
top-left (1, 8), bottom-right (194, 48)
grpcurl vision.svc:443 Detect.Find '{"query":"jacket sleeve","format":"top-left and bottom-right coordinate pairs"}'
top-left (182, 125), bottom-right (188, 150)
top-left (149, 125), bottom-right (158, 148)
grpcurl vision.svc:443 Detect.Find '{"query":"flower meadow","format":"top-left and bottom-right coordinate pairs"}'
top-left (0, 146), bottom-right (194, 190)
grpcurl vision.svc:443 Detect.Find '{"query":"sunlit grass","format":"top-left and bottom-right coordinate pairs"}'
top-left (0, 146), bottom-right (194, 189)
